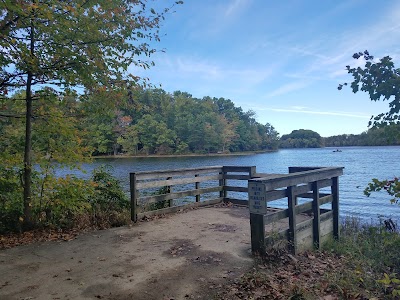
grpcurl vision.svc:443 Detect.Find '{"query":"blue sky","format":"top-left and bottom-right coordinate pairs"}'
top-left (134, 0), bottom-right (400, 137)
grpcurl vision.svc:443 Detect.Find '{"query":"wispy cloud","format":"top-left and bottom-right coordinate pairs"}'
top-left (265, 80), bottom-right (312, 98)
top-left (225, 0), bottom-right (249, 17)
top-left (263, 2), bottom-right (400, 96)
top-left (257, 106), bottom-right (370, 119)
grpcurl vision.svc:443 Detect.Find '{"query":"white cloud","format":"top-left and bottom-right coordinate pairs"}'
top-left (265, 80), bottom-right (312, 98)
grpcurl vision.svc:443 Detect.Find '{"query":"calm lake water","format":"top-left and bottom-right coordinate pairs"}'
top-left (58, 146), bottom-right (400, 222)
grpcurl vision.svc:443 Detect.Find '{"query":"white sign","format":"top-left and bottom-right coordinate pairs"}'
top-left (248, 182), bottom-right (267, 214)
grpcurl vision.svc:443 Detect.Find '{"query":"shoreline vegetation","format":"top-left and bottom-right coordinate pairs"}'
top-left (93, 149), bottom-right (277, 159)
top-left (92, 144), bottom-right (400, 159)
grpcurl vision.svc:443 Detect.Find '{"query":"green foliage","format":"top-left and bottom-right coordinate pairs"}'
top-left (100, 88), bottom-right (280, 156)
top-left (0, 166), bottom-right (24, 233)
top-left (340, 51), bottom-right (400, 209)
top-left (365, 178), bottom-right (400, 205)
top-left (0, 0), bottom-right (182, 228)
top-left (91, 165), bottom-right (129, 212)
top-left (35, 174), bottom-right (94, 229)
top-left (338, 50), bottom-right (400, 127)
top-left (325, 124), bottom-right (400, 147)
top-left (280, 129), bottom-right (323, 148)
top-left (0, 164), bottom-right (130, 233)
top-left (377, 273), bottom-right (400, 297)
top-left (322, 218), bottom-right (400, 298)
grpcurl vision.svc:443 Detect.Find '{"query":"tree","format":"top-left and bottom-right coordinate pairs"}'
top-left (0, 0), bottom-right (182, 229)
top-left (339, 51), bottom-right (400, 206)
top-left (338, 50), bottom-right (400, 127)
top-left (280, 129), bottom-right (323, 148)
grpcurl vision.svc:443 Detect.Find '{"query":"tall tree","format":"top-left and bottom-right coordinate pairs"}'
top-left (0, 0), bottom-right (182, 228)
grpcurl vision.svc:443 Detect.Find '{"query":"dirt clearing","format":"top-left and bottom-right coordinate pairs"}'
top-left (0, 206), bottom-right (310, 300)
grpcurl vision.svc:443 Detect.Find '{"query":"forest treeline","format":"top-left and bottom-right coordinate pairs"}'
top-left (278, 126), bottom-right (400, 149)
top-left (1, 88), bottom-right (280, 158)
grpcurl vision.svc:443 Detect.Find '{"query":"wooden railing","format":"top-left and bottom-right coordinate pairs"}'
top-left (248, 166), bottom-right (344, 255)
top-left (130, 165), bottom-right (256, 222)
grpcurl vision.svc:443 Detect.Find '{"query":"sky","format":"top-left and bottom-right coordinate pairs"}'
top-left (133, 0), bottom-right (400, 137)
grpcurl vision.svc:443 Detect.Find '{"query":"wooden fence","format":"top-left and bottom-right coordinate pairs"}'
top-left (130, 165), bottom-right (258, 222)
top-left (248, 166), bottom-right (344, 255)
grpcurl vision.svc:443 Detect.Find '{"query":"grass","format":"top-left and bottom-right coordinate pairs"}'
top-left (216, 216), bottom-right (400, 299)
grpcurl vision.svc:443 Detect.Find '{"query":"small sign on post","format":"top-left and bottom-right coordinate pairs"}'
top-left (248, 182), bottom-right (267, 214)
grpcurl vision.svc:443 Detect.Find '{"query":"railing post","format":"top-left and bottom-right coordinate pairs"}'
top-left (220, 167), bottom-right (227, 201)
top-left (250, 166), bottom-right (256, 178)
top-left (130, 173), bottom-right (137, 222)
top-left (250, 213), bottom-right (265, 255)
top-left (312, 181), bottom-right (321, 249)
top-left (287, 185), bottom-right (297, 254)
top-left (332, 176), bottom-right (340, 240)
top-left (195, 174), bottom-right (200, 202)
top-left (167, 177), bottom-right (173, 207)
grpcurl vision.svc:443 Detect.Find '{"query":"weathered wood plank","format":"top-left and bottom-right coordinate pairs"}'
top-left (296, 217), bottom-right (313, 232)
top-left (296, 226), bottom-right (314, 252)
top-left (265, 229), bottom-right (289, 247)
top-left (289, 166), bottom-right (324, 173)
top-left (139, 186), bottom-right (223, 204)
top-left (296, 201), bottom-right (312, 215)
top-left (332, 176), bottom-right (340, 240)
top-left (249, 167), bottom-right (344, 190)
top-left (250, 213), bottom-right (266, 255)
top-left (130, 173), bottom-right (137, 222)
top-left (224, 186), bottom-right (248, 193)
top-left (195, 174), bottom-right (200, 202)
top-left (319, 194), bottom-right (333, 205)
top-left (297, 192), bottom-right (331, 199)
top-left (137, 198), bottom-right (223, 219)
top-left (320, 210), bottom-right (333, 222)
top-left (137, 174), bottom-right (223, 189)
top-left (320, 216), bottom-right (334, 236)
top-left (252, 173), bottom-right (282, 179)
top-left (263, 181), bottom-right (332, 203)
top-left (312, 181), bottom-right (321, 249)
top-left (135, 166), bottom-right (223, 180)
top-left (264, 208), bottom-right (289, 225)
top-left (288, 186), bottom-right (297, 254)
top-left (224, 174), bottom-right (252, 180)
top-left (220, 171), bottom-right (226, 198)
top-left (223, 166), bottom-right (255, 173)
top-left (223, 198), bottom-right (248, 206)
top-left (264, 189), bottom-right (287, 202)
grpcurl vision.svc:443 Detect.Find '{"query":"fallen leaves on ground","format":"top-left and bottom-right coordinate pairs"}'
top-left (215, 249), bottom-right (381, 300)
top-left (0, 228), bottom-right (82, 249)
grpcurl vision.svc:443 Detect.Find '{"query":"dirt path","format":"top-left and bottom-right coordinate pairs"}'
top-left (0, 207), bottom-right (257, 300)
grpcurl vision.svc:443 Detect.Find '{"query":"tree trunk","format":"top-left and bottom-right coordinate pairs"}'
top-left (23, 13), bottom-right (35, 230)
top-left (23, 71), bottom-right (34, 230)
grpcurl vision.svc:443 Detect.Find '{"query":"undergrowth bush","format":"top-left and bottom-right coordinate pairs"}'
top-left (323, 217), bottom-right (400, 298)
top-left (0, 166), bottom-right (24, 232)
top-left (0, 165), bottom-right (130, 233)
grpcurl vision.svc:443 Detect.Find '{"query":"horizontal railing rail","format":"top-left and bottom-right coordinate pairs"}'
top-left (130, 165), bottom-right (257, 222)
top-left (249, 166), bottom-right (344, 255)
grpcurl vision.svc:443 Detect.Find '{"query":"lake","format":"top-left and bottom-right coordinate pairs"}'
top-left (57, 146), bottom-right (400, 222)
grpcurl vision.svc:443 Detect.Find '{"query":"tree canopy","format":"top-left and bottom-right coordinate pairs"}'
top-left (0, 0), bottom-right (182, 228)
top-left (338, 50), bottom-right (400, 127)
top-left (339, 51), bottom-right (400, 206)
top-left (280, 129), bottom-right (323, 148)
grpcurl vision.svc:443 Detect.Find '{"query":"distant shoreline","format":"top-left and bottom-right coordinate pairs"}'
top-left (93, 150), bottom-right (278, 159)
